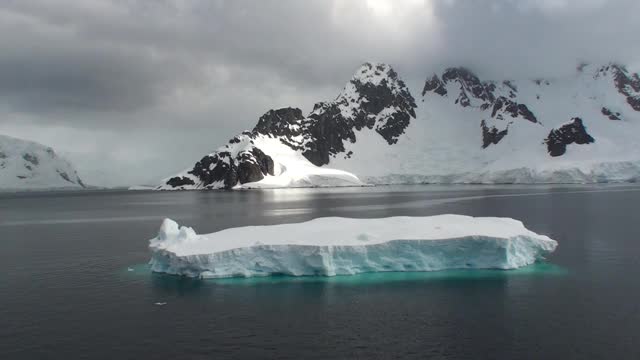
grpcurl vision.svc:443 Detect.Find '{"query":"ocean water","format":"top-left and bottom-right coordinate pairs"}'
top-left (1, 185), bottom-right (639, 359)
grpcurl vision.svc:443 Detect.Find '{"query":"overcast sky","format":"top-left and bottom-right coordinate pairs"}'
top-left (0, 0), bottom-right (638, 186)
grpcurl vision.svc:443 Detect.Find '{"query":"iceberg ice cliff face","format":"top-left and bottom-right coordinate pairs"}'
top-left (148, 215), bottom-right (558, 278)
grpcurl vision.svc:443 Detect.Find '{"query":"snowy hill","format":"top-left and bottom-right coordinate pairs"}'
top-left (0, 134), bottom-right (85, 191)
top-left (158, 62), bottom-right (640, 189)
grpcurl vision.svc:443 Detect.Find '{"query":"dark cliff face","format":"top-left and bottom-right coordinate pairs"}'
top-left (441, 67), bottom-right (496, 106)
top-left (481, 120), bottom-right (509, 149)
top-left (422, 74), bottom-right (447, 96)
top-left (236, 147), bottom-right (275, 184)
top-left (423, 68), bottom-right (537, 125)
top-left (545, 118), bottom-right (595, 157)
top-left (422, 67), bottom-right (543, 151)
top-left (601, 107), bottom-right (621, 120)
top-left (258, 63), bottom-right (417, 167)
top-left (491, 97), bottom-right (537, 123)
top-left (609, 65), bottom-right (640, 112)
top-left (301, 103), bottom-right (358, 166)
top-left (253, 107), bottom-right (305, 137)
top-left (165, 138), bottom-right (275, 190)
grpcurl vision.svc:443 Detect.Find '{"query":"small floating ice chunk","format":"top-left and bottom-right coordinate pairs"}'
top-left (127, 267), bottom-right (134, 272)
top-left (148, 215), bottom-right (558, 279)
top-left (154, 302), bottom-right (167, 306)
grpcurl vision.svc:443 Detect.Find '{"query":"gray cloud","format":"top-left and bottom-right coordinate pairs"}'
top-left (0, 0), bottom-right (637, 186)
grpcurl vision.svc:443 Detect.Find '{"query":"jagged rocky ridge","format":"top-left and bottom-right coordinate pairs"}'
top-left (0, 134), bottom-right (85, 190)
top-left (159, 61), bottom-right (640, 189)
top-left (254, 63), bottom-right (417, 166)
top-left (159, 63), bottom-right (415, 189)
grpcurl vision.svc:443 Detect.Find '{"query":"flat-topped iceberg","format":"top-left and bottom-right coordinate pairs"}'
top-left (148, 215), bottom-right (558, 278)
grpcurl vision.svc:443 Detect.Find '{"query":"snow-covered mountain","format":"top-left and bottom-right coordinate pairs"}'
top-left (158, 62), bottom-right (640, 189)
top-left (0, 134), bottom-right (85, 190)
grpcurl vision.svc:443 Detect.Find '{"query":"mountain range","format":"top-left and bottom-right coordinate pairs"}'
top-left (158, 61), bottom-right (640, 190)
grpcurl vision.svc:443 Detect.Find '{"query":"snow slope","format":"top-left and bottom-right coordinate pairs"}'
top-left (0, 134), bottom-right (85, 190)
top-left (158, 62), bottom-right (640, 189)
top-left (149, 215), bottom-right (558, 278)
top-left (332, 63), bottom-right (640, 184)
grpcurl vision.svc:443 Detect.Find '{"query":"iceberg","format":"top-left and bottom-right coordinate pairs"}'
top-left (148, 215), bottom-right (558, 278)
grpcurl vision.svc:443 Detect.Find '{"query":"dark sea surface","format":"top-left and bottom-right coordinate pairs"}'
top-left (1, 185), bottom-right (639, 359)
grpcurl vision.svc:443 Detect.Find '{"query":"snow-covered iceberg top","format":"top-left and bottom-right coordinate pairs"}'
top-left (149, 215), bottom-right (558, 278)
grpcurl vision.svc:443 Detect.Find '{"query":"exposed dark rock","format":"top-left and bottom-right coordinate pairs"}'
top-left (0, 151), bottom-right (6, 159)
top-left (231, 63), bottom-right (417, 168)
top-left (253, 107), bottom-right (305, 137)
top-left (252, 148), bottom-right (275, 176)
top-left (166, 176), bottom-right (195, 187)
top-left (298, 63), bottom-right (416, 166)
top-left (165, 136), bottom-right (276, 189)
top-left (188, 152), bottom-right (234, 187)
top-left (425, 68), bottom-right (537, 130)
top-left (503, 80), bottom-right (517, 93)
top-left (236, 161), bottom-right (262, 184)
top-left (422, 75), bottom-right (447, 96)
top-left (375, 111), bottom-right (412, 144)
top-left (301, 103), bottom-right (356, 166)
top-left (223, 163), bottom-right (238, 189)
top-left (57, 171), bottom-right (73, 184)
top-left (601, 107), bottom-right (621, 120)
top-left (23, 153), bottom-right (39, 165)
top-left (610, 64), bottom-right (640, 111)
top-left (481, 120), bottom-right (509, 148)
top-left (441, 68), bottom-right (496, 104)
top-left (545, 118), bottom-right (595, 157)
top-left (236, 147), bottom-right (275, 184)
top-left (491, 97), bottom-right (537, 123)
top-left (456, 89), bottom-right (471, 107)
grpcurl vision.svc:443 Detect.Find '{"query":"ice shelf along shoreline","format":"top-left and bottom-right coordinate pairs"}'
top-left (148, 215), bottom-right (558, 279)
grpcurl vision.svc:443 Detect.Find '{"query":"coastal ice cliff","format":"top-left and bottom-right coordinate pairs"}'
top-left (148, 215), bottom-right (558, 278)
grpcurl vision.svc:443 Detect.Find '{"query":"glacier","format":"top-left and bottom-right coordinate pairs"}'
top-left (0, 134), bottom-right (85, 191)
top-left (148, 215), bottom-right (558, 278)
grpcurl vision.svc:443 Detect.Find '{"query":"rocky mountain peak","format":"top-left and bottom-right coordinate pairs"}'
top-left (299, 62), bottom-right (417, 165)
